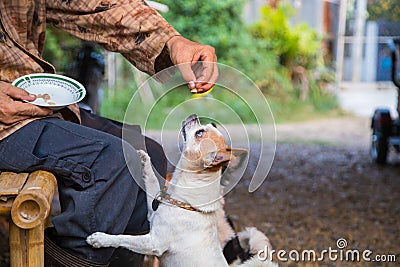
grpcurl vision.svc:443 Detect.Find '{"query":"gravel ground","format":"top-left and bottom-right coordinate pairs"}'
top-left (1, 116), bottom-right (399, 266)
top-left (225, 143), bottom-right (399, 267)
top-left (221, 116), bottom-right (400, 266)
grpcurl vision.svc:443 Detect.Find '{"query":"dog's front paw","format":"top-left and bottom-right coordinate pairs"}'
top-left (87, 232), bottom-right (112, 248)
top-left (137, 150), bottom-right (151, 166)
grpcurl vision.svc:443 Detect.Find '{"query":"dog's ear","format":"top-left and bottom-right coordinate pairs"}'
top-left (226, 148), bottom-right (248, 169)
top-left (211, 148), bottom-right (248, 168)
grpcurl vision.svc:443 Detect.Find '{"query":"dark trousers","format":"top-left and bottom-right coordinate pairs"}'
top-left (0, 110), bottom-right (166, 264)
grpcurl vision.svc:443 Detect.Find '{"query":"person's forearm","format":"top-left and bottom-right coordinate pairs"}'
top-left (46, 0), bottom-right (180, 75)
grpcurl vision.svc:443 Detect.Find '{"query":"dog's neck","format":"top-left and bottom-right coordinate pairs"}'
top-left (167, 161), bottom-right (222, 213)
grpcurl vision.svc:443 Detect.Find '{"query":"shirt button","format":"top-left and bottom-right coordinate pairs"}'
top-left (82, 173), bottom-right (91, 182)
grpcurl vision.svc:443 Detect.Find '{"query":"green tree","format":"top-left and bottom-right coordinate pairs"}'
top-left (367, 0), bottom-right (400, 22)
top-left (250, 2), bottom-right (331, 101)
top-left (90, 0), bottom-right (337, 122)
top-left (158, 0), bottom-right (278, 81)
top-left (250, 3), bottom-right (322, 70)
top-left (42, 25), bottom-right (81, 72)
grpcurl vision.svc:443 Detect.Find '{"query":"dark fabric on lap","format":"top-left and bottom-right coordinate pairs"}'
top-left (0, 118), bottom-right (148, 264)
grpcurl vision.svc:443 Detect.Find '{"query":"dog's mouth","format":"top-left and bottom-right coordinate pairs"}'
top-left (181, 114), bottom-right (200, 141)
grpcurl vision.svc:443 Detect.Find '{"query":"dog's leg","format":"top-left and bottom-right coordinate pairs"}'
top-left (87, 232), bottom-right (164, 257)
top-left (138, 150), bottom-right (162, 267)
top-left (137, 150), bottom-right (161, 219)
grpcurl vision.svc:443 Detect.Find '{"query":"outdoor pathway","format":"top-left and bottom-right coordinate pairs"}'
top-left (336, 81), bottom-right (397, 117)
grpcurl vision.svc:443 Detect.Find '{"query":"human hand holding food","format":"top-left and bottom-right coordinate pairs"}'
top-left (166, 36), bottom-right (218, 93)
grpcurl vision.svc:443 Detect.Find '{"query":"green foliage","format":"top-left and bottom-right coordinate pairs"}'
top-left (42, 25), bottom-right (81, 72)
top-left (249, 1), bottom-right (335, 111)
top-left (250, 3), bottom-right (323, 69)
top-left (100, 83), bottom-right (258, 128)
top-left (250, 3), bottom-right (297, 65)
top-left (99, 84), bottom-right (137, 122)
top-left (158, 0), bottom-right (245, 54)
top-left (367, 0), bottom-right (400, 22)
top-left (267, 91), bottom-right (340, 124)
top-left (99, 0), bottom-right (337, 125)
top-left (42, 0), bottom-right (338, 124)
top-left (291, 24), bottom-right (323, 68)
top-left (158, 0), bottom-right (275, 81)
top-left (144, 86), bottom-right (258, 129)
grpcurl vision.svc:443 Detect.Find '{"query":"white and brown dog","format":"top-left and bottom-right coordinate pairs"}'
top-left (87, 114), bottom-right (277, 267)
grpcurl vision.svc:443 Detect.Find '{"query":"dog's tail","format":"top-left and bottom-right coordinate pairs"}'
top-left (234, 227), bottom-right (277, 267)
top-left (137, 150), bottom-right (161, 219)
top-left (237, 227), bottom-right (273, 256)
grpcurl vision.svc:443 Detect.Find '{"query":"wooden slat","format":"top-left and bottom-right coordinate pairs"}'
top-left (11, 171), bottom-right (57, 229)
top-left (0, 197), bottom-right (14, 214)
top-left (0, 172), bottom-right (29, 197)
top-left (10, 220), bottom-right (45, 267)
top-left (2, 171), bottom-right (54, 267)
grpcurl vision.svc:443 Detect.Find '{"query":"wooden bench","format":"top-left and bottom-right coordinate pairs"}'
top-left (0, 171), bottom-right (57, 267)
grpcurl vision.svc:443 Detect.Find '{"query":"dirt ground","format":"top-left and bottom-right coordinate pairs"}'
top-left (1, 116), bottom-right (399, 266)
top-left (225, 144), bottom-right (399, 266)
top-left (223, 117), bottom-right (400, 266)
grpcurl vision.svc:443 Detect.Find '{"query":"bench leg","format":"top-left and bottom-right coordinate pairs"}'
top-left (9, 221), bottom-right (44, 267)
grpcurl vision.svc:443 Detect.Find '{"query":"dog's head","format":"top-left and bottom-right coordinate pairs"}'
top-left (180, 114), bottom-right (247, 172)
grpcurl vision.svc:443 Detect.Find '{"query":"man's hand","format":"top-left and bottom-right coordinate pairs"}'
top-left (166, 36), bottom-right (218, 93)
top-left (0, 81), bottom-right (52, 124)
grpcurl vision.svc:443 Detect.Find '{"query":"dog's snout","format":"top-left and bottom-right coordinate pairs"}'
top-left (182, 114), bottom-right (200, 141)
top-left (182, 114), bottom-right (200, 128)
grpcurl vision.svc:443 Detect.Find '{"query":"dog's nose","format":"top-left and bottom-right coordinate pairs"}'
top-left (182, 114), bottom-right (200, 128)
top-left (181, 114), bottom-right (200, 140)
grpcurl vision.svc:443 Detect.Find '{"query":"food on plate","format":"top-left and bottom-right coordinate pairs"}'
top-left (35, 93), bottom-right (56, 105)
top-left (36, 93), bottom-right (51, 102)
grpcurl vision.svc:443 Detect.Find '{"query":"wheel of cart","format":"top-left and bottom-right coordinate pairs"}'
top-left (371, 109), bottom-right (391, 163)
top-left (370, 38), bottom-right (400, 164)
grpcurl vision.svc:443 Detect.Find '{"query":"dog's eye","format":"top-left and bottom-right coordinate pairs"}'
top-left (195, 129), bottom-right (205, 138)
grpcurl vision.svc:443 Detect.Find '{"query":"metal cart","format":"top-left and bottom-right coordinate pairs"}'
top-left (370, 38), bottom-right (400, 164)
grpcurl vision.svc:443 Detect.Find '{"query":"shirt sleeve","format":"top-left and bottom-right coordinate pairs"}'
top-left (45, 0), bottom-right (180, 75)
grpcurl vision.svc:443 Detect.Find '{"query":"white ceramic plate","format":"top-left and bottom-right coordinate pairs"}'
top-left (12, 73), bottom-right (86, 110)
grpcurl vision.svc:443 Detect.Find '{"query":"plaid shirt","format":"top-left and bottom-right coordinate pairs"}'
top-left (0, 0), bottom-right (179, 140)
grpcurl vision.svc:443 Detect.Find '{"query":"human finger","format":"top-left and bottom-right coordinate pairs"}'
top-left (193, 53), bottom-right (215, 83)
top-left (3, 83), bottom-right (36, 102)
top-left (176, 63), bottom-right (197, 88)
top-left (0, 102), bottom-right (52, 125)
top-left (194, 61), bottom-right (218, 93)
top-left (14, 102), bottom-right (53, 118)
